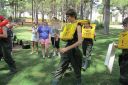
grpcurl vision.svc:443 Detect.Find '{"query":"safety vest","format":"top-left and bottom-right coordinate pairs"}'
top-left (77, 20), bottom-right (89, 25)
top-left (60, 22), bottom-right (77, 41)
top-left (118, 31), bottom-right (128, 49)
top-left (82, 24), bottom-right (96, 39)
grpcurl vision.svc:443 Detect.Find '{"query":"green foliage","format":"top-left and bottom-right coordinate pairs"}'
top-left (97, 4), bottom-right (104, 14)
top-left (94, 20), bottom-right (104, 30)
top-left (111, 0), bottom-right (128, 7)
top-left (0, 10), bottom-right (7, 16)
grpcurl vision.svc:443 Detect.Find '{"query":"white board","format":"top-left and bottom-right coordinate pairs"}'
top-left (104, 42), bottom-right (115, 74)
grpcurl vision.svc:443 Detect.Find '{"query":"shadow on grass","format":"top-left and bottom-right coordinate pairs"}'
top-left (0, 29), bottom-right (122, 85)
top-left (0, 48), bottom-right (59, 85)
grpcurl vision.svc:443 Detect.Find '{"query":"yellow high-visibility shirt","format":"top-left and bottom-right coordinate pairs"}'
top-left (118, 31), bottom-right (128, 49)
top-left (82, 24), bottom-right (96, 39)
top-left (60, 22), bottom-right (77, 41)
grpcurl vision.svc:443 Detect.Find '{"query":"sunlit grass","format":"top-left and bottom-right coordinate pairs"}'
top-left (0, 26), bottom-right (122, 85)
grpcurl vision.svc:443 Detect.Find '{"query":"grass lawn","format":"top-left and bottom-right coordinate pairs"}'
top-left (0, 26), bottom-right (122, 85)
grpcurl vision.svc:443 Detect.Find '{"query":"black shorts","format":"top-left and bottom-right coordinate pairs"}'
top-left (51, 37), bottom-right (60, 49)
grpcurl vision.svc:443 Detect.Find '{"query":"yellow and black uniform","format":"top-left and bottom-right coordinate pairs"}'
top-left (81, 24), bottom-right (95, 70)
top-left (52, 23), bottom-right (82, 85)
top-left (118, 31), bottom-right (128, 84)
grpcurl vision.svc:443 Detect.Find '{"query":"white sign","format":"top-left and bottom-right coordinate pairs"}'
top-left (104, 42), bottom-right (115, 74)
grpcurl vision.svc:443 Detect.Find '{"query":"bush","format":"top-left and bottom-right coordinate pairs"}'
top-left (96, 23), bottom-right (104, 30)
top-left (13, 18), bottom-right (22, 23)
top-left (93, 20), bottom-right (104, 30)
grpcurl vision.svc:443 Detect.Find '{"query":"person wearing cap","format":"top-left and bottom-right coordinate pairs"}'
top-left (0, 15), bottom-right (17, 74)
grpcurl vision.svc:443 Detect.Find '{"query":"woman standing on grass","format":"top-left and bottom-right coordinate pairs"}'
top-left (31, 23), bottom-right (38, 54)
top-left (50, 17), bottom-right (60, 56)
top-left (37, 20), bottom-right (51, 58)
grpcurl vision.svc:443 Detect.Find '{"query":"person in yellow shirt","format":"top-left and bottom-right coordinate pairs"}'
top-left (81, 20), bottom-right (95, 70)
top-left (115, 17), bottom-right (128, 85)
top-left (51, 9), bottom-right (82, 85)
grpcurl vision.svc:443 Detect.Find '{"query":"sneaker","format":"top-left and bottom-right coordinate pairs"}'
top-left (42, 54), bottom-right (45, 59)
top-left (53, 51), bottom-right (56, 56)
top-left (57, 52), bottom-right (61, 57)
top-left (82, 60), bottom-right (88, 71)
top-left (30, 52), bottom-right (34, 54)
top-left (51, 79), bottom-right (59, 85)
top-left (45, 53), bottom-right (50, 58)
top-left (76, 78), bottom-right (81, 85)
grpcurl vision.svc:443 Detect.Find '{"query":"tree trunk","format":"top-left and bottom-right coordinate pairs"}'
top-left (103, 0), bottom-right (110, 35)
top-left (84, 1), bottom-right (90, 19)
top-left (90, 0), bottom-right (93, 21)
top-left (41, 12), bottom-right (44, 22)
top-left (35, 9), bottom-right (38, 24)
top-left (61, 5), bottom-right (64, 20)
top-left (19, 12), bottom-right (22, 18)
top-left (66, 0), bottom-right (68, 10)
top-left (17, 0), bottom-right (19, 18)
top-left (80, 0), bottom-right (84, 19)
top-left (122, 6), bottom-right (126, 22)
top-left (32, 0), bottom-right (34, 23)
top-left (14, 1), bottom-right (17, 19)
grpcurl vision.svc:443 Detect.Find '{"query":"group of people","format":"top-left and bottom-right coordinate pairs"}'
top-left (30, 17), bottom-right (61, 59)
top-left (51, 9), bottom-right (95, 85)
top-left (0, 8), bottom-right (128, 85)
top-left (30, 9), bottom-right (97, 85)
top-left (28, 10), bottom-right (95, 85)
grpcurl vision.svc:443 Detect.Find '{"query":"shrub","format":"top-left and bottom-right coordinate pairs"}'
top-left (93, 20), bottom-right (104, 30)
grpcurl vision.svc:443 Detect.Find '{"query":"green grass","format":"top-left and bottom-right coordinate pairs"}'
top-left (0, 26), bottom-right (122, 85)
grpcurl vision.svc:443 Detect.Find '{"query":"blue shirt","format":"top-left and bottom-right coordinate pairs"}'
top-left (37, 25), bottom-right (51, 39)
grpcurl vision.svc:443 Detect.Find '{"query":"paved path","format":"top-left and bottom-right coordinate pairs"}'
top-left (110, 25), bottom-right (123, 29)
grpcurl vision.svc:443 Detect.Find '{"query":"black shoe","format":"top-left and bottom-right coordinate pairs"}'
top-left (9, 67), bottom-right (17, 74)
top-left (119, 78), bottom-right (128, 85)
top-left (76, 79), bottom-right (81, 85)
top-left (76, 83), bottom-right (81, 85)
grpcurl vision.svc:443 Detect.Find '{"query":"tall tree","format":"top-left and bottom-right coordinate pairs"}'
top-left (103, 0), bottom-right (110, 34)
top-left (111, 0), bottom-right (128, 21)
top-left (80, 0), bottom-right (84, 19)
